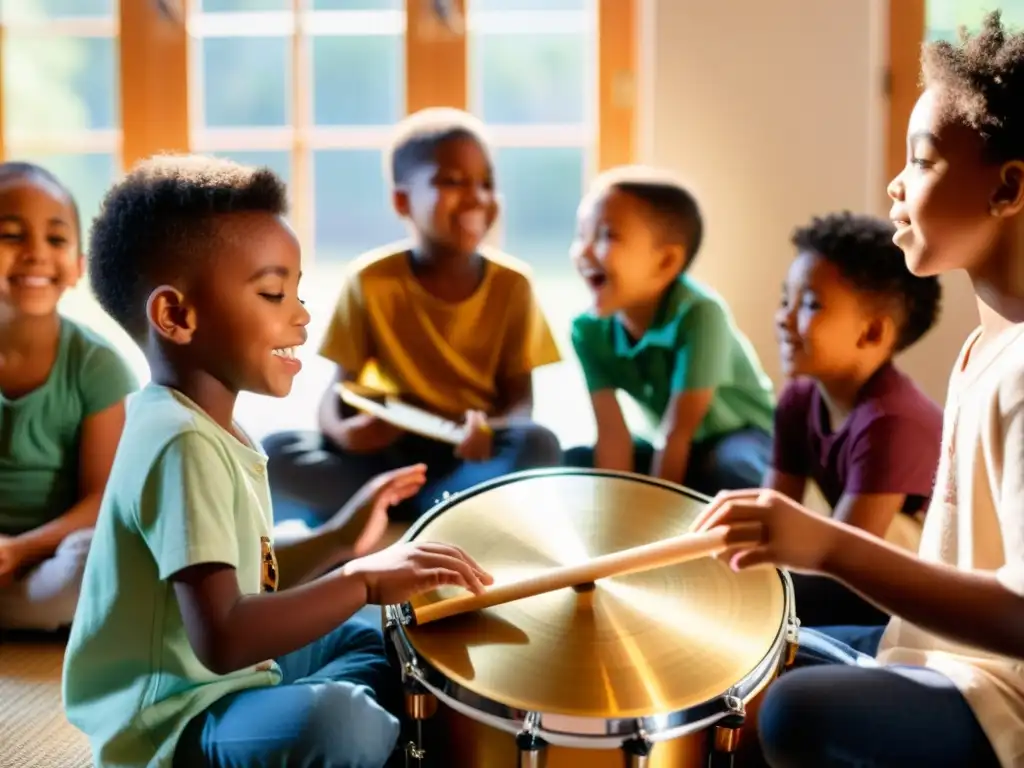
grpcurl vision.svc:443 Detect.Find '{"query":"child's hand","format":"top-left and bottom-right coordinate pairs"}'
top-left (690, 489), bottom-right (840, 574)
top-left (337, 413), bottom-right (403, 454)
top-left (455, 410), bottom-right (493, 461)
top-left (0, 536), bottom-right (26, 587)
top-left (343, 541), bottom-right (494, 605)
top-left (352, 464), bottom-right (428, 555)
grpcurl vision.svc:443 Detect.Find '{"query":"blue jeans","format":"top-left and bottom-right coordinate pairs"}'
top-left (564, 427), bottom-right (771, 496)
top-left (757, 626), bottom-right (999, 767)
top-left (263, 425), bottom-right (563, 526)
top-left (174, 617), bottom-right (401, 768)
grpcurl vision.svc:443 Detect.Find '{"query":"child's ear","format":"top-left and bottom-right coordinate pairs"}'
top-left (392, 186), bottom-right (411, 218)
top-left (991, 161), bottom-right (1024, 217)
top-left (146, 285), bottom-right (196, 345)
top-left (659, 243), bottom-right (686, 278)
top-left (859, 313), bottom-right (895, 351)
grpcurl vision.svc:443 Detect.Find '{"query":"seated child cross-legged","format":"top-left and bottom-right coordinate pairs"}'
top-left (771, 211), bottom-right (943, 627)
top-left (564, 166), bottom-right (775, 495)
top-left (62, 155), bottom-right (493, 768)
top-left (262, 108), bottom-right (563, 525)
top-left (0, 161), bottom-right (138, 633)
top-left (694, 13), bottom-right (1024, 766)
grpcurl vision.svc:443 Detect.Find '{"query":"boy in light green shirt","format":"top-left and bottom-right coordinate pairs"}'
top-left (62, 155), bottom-right (491, 768)
top-left (566, 166), bottom-right (775, 494)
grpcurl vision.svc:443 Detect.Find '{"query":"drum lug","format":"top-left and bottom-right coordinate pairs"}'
top-left (711, 694), bottom-right (745, 759)
top-left (516, 712), bottom-right (548, 768)
top-left (784, 620), bottom-right (801, 669)
top-left (622, 724), bottom-right (653, 767)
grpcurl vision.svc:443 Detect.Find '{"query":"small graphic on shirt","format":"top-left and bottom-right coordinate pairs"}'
top-left (260, 536), bottom-right (279, 593)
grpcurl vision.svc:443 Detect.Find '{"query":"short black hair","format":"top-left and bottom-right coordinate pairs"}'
top-left (0, 161), bottom-right (82, 246)
top-left (593, 165), bottom-right (704, 273)
top-left (922, 10), bottom-right (1024, 164)
top-left (792, 211), bottom-right (941, 352)
top-left (386, 107), bottom-right (491, 186)
top-left (89, 154), bottom-right (288, 342)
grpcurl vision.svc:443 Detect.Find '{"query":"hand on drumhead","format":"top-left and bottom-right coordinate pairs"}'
top-left (343, 541), bottom-right (495, 605)
top-left (691, 489), bottom-right (839, 574)
top-left (455, 410), bottom-right (493, 462)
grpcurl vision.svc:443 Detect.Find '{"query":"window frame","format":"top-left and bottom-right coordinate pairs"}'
top-left (0, 0), bottom-right (636, 261)
top-left (886, 0), bottom-right (926, 188)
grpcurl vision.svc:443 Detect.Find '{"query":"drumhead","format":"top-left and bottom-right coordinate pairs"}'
top-left (398, 468), bottom-right (787, 722)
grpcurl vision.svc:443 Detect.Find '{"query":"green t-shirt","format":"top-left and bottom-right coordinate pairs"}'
top-left (571, 275), bottom-right (776, 442)
top-left (62, 384), bottom-right (282, 768)
top-left (0, 318), bottom-right (139, 535)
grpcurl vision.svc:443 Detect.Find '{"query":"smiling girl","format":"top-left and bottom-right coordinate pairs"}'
top-left (0, 161), bottom-right (138, 632)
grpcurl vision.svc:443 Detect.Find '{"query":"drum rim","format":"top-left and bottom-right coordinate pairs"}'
top-left (388, 469), bottom-right (797, 746)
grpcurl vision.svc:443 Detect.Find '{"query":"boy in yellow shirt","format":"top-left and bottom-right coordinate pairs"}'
top-left (263, 108), bottom-right (563, 523)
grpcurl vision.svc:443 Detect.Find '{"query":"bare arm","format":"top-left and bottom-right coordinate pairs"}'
top-left (825, 527), bottom-right (1024, 659)
top-left (651, 389), bottom-right (713, 485)
top-left (763, 469), bottom-right (807, 504)
top-left (831, 492), bottom-right (906, 540)
top-left (172, 563), bottom-right (370, 675)
top-left (591, 390), bottom-right (633, 472)
top-left (318, 367), bottom-right (400, 453)
top-left (15, 401), bottom-right (126, 563)
top-left (493, 372), bottom-right (533, 421)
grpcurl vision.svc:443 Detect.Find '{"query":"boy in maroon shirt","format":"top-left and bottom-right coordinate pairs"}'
top-left (770, 211), bottom-right (943, 626)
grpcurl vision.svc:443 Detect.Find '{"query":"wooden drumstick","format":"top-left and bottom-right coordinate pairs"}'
top-left (411, 526), bottom-right (731, 626)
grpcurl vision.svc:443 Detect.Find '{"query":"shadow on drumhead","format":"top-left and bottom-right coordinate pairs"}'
top-left (410, 609), bottom-right (530, 681)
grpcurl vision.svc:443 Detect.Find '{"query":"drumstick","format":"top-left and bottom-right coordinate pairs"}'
top-left (411, 526), bottom-right (731, 626)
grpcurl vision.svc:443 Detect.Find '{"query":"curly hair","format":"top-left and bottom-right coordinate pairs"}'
top-left (0, 161), bottom-right (81, 245)
top-left (791, 211), bottom-right (941, 352)
top-left (89, 154), bottom-right (288, 342)
top-left (592, 165), bottom-right (704, 273)
top-left (921, 9), bottom-right (1024, 163)
top-left (385, 107), bottom-right (492, 186)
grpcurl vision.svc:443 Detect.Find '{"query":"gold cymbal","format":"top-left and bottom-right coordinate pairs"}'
top-left (405, 472), bottom-right (786, 719)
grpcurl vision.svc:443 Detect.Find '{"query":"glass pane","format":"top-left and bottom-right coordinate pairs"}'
top-left (200, 0), bottom-right (288, 10)
top-left (208, 150), bottom-right (292, 187)
top-left (202, 36), bottom-right (290, 127)
top-left (3, 35), bottom-right (117, 136)
top-left (313, 35), bottom-right (402, 126)
top-left (472, 34), bottom-right (586, 124)
top-left (493, 146), bottom-right (582, 271)
top-left (313, 149), bottom-right (404, 262)
top-left (313, 0), bottom-right (401, 8)
top-left (2, 0), bottom-right (112, 17)
top-left (473, 0), bottom-right (586, 9)
top-left (5, 152), bottom-right (117, 242)
top-left (926, 1), bottom-right (1024, 41)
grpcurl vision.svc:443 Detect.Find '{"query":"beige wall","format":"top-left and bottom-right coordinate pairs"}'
top-left (638, 0), bottom-right (978, 404)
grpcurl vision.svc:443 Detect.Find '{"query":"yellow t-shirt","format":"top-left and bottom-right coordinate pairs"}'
top-left (877, 324), bottom-right (1024, 768)
top-left (319, 241), bottom-right (561, 418)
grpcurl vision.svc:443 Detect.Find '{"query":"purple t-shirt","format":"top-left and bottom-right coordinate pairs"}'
top-left (772, 363), bottom-right (943, 514)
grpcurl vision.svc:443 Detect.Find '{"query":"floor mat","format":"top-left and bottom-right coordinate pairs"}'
top-left (0, 639), bottom-right (91, 768)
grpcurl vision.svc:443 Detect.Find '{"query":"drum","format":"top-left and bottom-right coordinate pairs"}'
top-left (384, 468), bottom-right (799, 768)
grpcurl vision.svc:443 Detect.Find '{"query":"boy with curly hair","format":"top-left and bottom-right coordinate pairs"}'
top-left (771, 210), bottom-right (943, 627)
top-left (61, 154), bottom-right (490, 768)
top-left (694, 12), bottom-right (1024, 766)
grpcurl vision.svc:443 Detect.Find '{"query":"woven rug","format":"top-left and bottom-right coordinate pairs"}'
top-left (0, 639), bottom-right (92, 768)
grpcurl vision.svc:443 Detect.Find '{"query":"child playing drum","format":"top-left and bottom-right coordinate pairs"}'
top-left (694, 12), bottom-right (1024, 766)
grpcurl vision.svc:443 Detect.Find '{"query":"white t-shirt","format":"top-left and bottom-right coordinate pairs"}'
top-left (878, 324), bottom-right (1024, 768)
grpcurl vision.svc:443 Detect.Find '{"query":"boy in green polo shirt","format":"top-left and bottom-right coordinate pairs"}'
top-left (62, 155), bottom-right (491, 768)
top-left (566, 166), bottom-right (775, 495)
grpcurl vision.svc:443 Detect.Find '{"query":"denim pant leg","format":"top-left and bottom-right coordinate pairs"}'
top-left (686, 427), bottom-right (772, 496)
top-left (174, 618), bottom-right (401, 768)
top-left (756, 626), bottom-right (1000, 767)
top-left (409, 423), bottom-right (563, 517)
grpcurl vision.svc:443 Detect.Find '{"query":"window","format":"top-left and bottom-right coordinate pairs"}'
top-left (1, 0), bottom-right (120, 236)
top-left (0, 0), bottom-right (637, 443)
top-left (925, 0), bottom-right (1024, 42)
